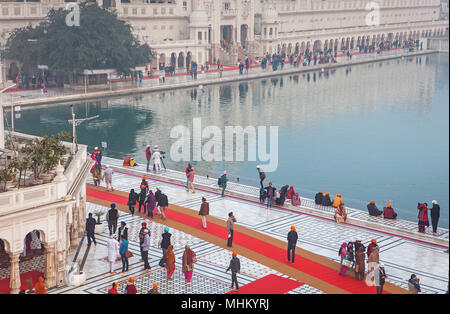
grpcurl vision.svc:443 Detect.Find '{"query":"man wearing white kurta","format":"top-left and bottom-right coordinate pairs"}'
top-left (151, 146), bottom-right (162, 173)
top-left (107, 235), bottom-right (120, 274)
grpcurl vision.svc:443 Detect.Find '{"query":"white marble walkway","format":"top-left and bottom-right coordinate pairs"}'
top-left (84, 157), bottom-right (449, 294)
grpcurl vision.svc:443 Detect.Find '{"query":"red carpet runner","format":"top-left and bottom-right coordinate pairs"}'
top-left (87, 188), bottom-right (382, 294)
top-left (0, 270), bottom-right (44, 294)
top-left (226, 274), bottom-right (303, 294)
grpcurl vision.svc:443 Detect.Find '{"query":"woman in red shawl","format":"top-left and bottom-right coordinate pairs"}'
top-left (334, 204), bottom-right (347, 223)
top-left (286, 186), bottom-right (294, 199)
top-left (355, 246), bottom-right (365, 281)
top-left (417, 203), bottom-right (429, 233)
top-left (125, 277), bottom-right (137, 294)
top-left (164, 245), bottom-right (176, 280)
top-left (108, 282), bottom-right (118, 294)
top-left (182, 245), bottom-right (196, 283)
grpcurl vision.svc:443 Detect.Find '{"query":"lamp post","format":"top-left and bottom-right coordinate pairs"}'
top-left (68, 104), bottom-right (99, 154)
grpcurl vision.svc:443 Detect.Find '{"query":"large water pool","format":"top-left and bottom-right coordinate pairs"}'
top-left (13, 53), bottom-right (449, 227)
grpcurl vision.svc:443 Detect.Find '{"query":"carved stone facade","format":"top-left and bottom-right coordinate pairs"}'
top-left (0, 0), bottom-right (447, 69)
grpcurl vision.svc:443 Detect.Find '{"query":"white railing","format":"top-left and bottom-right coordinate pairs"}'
top-left (63, 144), bottom-right (87, 186)
top-left (0, 183), bottom-right (57, 216)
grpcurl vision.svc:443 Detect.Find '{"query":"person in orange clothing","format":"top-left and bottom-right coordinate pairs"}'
top-left (123, 156), bottom-right (131, 167)
top-left (332, 194), bottom-right (343, 208)
top-left (34, 276), bottom-right (47, 294)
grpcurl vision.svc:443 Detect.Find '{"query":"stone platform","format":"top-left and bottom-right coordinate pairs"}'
top-left (50, 156), bottom-right (449, 294)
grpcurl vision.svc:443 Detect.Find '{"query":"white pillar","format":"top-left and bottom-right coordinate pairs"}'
top-left (9, 253), bottom-right (21, 294)
top-left (44, 243), bottom-right (56, 288)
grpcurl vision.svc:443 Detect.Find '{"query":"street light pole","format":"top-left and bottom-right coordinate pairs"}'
top-left (70, 105), bottom-right (76, 154)
top-left (68, 105), bottom-right (99, 155)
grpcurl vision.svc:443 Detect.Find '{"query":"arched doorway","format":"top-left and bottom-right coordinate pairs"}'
top-left (221, 25), bottom-right (233, 47)
top-left (170, 53), bottom-right (177, 67)
top-left (186, 52), bottom-right (192, 68)
top-left (178, 52), bottom-right (185, 69)
top-left (313, 40), bottom-right (322, 53)
top-left (0, 231), bottom-right (45, 294)
top-left (240, 24), bottom-right (248, 49)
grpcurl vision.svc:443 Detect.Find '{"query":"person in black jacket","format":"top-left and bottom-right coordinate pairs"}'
top-left (430, 200), bottom-right (440, 234)
top-left (160, 226), bottom-right (172, 255)
top-left (138, 189), bottom-right (147, 214)
top-left (158, 192), bottom-right (169, 220)
top-left (321, 192), bottom-right (332, 206)
top-left (155, 186), bottom-right (162, 215)
top-left (257, 166), bottom-right (266, 189)
top-left (367, 200), bottom-right (383, 217)
top-left (118, 221), bottom-right (128, 242)
top-left (106, 203), bottom-right (119, 236)
top-left (287, 226), bottom-right (298, 263)
top-left (315, 191), bottom-right (324, 205)
top-left (128, 189), bottom-right (138, 216)
top-left (85, 213), bottom-right (97, 246)
top-left (265, 183), bottom-right (276, 208)
top-left (226, 252), bottom-right (241, 290)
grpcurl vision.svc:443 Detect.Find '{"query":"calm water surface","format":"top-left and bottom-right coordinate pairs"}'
top-left (13, 53), bottom-right (449, 227)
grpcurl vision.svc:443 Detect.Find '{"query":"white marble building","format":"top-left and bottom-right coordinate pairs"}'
top-left (0, 0), bottom-right (448, 74)
top-left (0, 132), bottom-right (92, 293)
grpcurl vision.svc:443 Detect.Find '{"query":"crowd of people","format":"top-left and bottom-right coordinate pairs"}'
top-left (85, 147), bottom-right (443, 295)
top-left (312, 190), bottom-right (441, 234)
top-left (337, 238), bottom-right (424, 294)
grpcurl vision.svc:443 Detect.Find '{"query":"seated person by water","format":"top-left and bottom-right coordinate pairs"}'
top-left (123, 156), bottom-right (138, 167)
top-left (383, 204), bottom-right (398, 219)
top-left (315, 191), bottom-right (324, 205)
top-left (321, 192), bottom-right (332, 206)
top-left (367, 200), bottom-right (383, 217)
top-left (333, 194), bottom-right (343, 208)
top-left (291, 192), bottom-right (301, 206)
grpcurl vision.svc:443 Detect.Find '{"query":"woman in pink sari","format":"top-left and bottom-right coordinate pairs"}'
top-left (182, 245), bottom-right (196, 282)
top-left (338, 242), bottom-right (348, 276)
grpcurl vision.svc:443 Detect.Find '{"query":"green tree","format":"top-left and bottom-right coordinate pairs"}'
top-left (3, 2), bottom-right (153, 76)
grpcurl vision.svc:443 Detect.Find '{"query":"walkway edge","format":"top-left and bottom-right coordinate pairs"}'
top-left (14, 50), bottom-right (438, 108)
